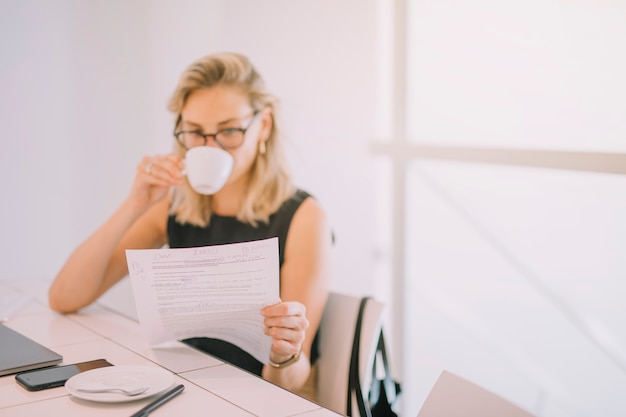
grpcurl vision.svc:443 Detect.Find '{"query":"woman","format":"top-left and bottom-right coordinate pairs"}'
top-left (48, 52), bottom-right (332, 395)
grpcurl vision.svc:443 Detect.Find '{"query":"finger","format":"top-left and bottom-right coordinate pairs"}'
top-left (262, 301), bottom-right (306, 318)
top-left (265, 326), bottom-right (304, 352)
top-left (140, 155), bottom-right (184, 185)
top-left (264, 314), bottom-right (309, 331)
top-left (268, 338), bottom-right (301, 358)
top-left (160, 154), bottom-right (185, 174)
top-left (138, 156), bottom-right (154, 176)
top-left (265, 325), bottom-right (305, 344)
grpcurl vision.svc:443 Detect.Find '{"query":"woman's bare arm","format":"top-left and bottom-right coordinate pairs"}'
top-left (49, 155), bottom-right (183, 312)
top-left (261, 197), bottom-right (332, 391)
top-left (48, 197), bottom-right (169, 313)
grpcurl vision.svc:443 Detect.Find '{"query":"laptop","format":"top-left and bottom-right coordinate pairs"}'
top-left (0, 324), bottom-right (63, 377)
top-left (417, 370), bottom-right (536, 417)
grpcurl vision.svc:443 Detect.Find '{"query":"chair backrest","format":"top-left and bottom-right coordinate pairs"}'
top-left (316, 292), bottom-right (385, 416)
top-left (417, 370), bottom-right (536, 417)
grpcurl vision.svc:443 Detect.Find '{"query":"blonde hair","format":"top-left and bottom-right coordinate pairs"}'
top-left (168, 52), bottom-right (294, 227)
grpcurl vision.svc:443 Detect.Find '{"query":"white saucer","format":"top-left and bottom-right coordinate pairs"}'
top-left (65, 365), bottom-right (174, 403)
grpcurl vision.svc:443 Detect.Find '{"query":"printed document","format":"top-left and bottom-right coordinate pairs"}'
top-left (126, 237), bottom-right (280, 364)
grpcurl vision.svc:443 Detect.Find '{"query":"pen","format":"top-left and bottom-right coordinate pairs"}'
top-left (130, 384), bottom-right (185, 417)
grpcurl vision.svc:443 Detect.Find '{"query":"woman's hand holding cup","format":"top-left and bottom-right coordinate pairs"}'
top-left (129, 146), bottom-right (233, 213)
top-left (130, 154), bottom-right (185, 211)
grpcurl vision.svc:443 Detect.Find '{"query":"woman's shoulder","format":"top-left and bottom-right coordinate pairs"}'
top-left (268, 188), bottom-right (327, 231)
top-left (287, 189), bottom-right (329, 230)
top-left (282, 189), bottom-right (333, 259)
top-left (276, 188), bottom-right (317, 217)
top-left (291, 188), bottom-right (313, 204)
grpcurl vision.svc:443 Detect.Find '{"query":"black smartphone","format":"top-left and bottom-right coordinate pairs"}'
top-left (15, 359), bottom-right (114, 391)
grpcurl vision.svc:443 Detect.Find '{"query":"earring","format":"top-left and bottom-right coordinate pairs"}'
top-left (259, 141), bottom-right (267, 155)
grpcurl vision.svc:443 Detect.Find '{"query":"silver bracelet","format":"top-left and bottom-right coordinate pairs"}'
top-left (268, 349), bottom-right (302, 368)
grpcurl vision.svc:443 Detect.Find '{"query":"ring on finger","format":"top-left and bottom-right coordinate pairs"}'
top-left (145, 162), bottom-right (153, 175)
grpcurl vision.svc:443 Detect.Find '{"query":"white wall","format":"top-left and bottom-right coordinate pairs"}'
top-left (0, 1), bottom-right (381, 300)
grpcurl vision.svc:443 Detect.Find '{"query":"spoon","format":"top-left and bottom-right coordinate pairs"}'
top-left (77, 386), bottom-right (149, 396)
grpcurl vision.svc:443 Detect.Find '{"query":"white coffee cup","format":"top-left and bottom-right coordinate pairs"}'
top-left (184, 146), bottom-right (234, 195)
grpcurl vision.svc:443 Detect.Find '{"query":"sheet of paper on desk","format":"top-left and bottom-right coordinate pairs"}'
top-left (125, 237), bottom-right (280, 364)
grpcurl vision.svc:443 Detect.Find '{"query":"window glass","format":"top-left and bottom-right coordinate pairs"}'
top-left (406, 0), bottom-right (626, 152)
top-left (404, 160), bottom-right (626, 417)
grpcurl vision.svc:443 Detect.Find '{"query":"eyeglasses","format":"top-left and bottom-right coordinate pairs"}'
top-left (173, 111), bottom-right (260, 150)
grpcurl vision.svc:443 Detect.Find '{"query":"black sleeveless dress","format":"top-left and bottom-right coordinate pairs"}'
top-left (167, 189), bottom-right (319, 376)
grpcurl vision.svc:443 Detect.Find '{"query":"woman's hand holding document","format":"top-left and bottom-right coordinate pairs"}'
top-left (126, 237), bottom-right (280, 364)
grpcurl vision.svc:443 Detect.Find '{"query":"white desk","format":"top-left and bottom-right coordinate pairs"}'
top-left (0, 280), bottom-right (342, 417)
